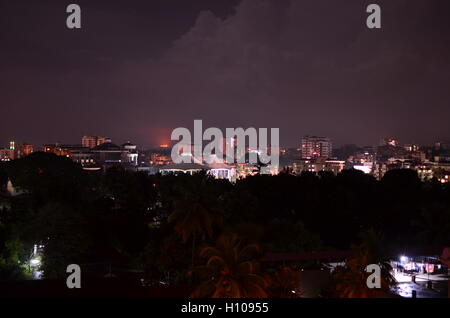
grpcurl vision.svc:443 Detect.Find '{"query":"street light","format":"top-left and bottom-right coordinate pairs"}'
top-left (30, 258), bottom-right (40, 266)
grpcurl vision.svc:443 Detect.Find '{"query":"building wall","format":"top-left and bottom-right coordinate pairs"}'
top-left (301, 136), bottom-right (332, 159)
top-left (82, 136), bottom-right (107, 149)
top-left (19, 144), bottom-right (34, 157)
top-left (0, 149), bottom-right (15, 161)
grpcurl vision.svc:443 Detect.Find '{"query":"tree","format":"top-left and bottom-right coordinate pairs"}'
top-left (4, 152), bottom-right (88, 208)
top-left (33, 202), bottom-right (90, 279)
top-left (168, 173), bottom-right (223, 266)
top-left (0, 163), bottom-right (7, 189)
top-left (0, 236), bottom-right (28, 280)
top-left (331, 229), bottom-right (396, 298)
top-left (265, 220), bottom-right (323, 254)
top-left (266, 266), bottom-right (303, 298)
top-left (412, 203), bottom-right (450, 246)
top-left (192, 234), bottom-right (268, 298)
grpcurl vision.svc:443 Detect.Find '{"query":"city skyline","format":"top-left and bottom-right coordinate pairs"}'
top-left (1, 0), bottom-right (450, 148)
top-left (2, 133), bottom-right (450, 151)
top-left (1, 0), bottom-right (450, 303)
top-left (2, 132), bottom-right (450, 150)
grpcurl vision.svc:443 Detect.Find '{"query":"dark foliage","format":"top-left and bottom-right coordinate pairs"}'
top-left (0, 154), bottom-right (448, 288)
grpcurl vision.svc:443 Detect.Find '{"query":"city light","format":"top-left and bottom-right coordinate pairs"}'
top-left (30, 259), bottom-right (40, 265)
top-left (1, 0), bottom-right (450, 302)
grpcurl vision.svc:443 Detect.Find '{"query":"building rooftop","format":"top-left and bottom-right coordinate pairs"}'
top-left (206, 162), bottom-right (234, 170)
top-left (92, 142), bottom-right (122, 152)
top-left (160, 163), bottom-right (209, 171)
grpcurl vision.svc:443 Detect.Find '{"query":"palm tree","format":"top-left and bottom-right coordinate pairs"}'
top-left (266, 266), bottom-right (303, 298)
top-left (168, 174), bottom-right (222, 266)
top-left (191, 234), bottom-right (268, 298)
top-left (332, 229), bottom-right (396, 298)
top-left (332, 254), bottom-right (394, 298)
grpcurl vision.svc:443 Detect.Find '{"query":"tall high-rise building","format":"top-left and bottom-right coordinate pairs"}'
top-left (82, 136), bottom-right (107, 149)
top-left (301, 136), bottom-right (332, 159)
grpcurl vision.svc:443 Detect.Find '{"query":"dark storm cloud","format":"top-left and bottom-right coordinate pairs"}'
top-left (1, 0), bottom-right (449, 148)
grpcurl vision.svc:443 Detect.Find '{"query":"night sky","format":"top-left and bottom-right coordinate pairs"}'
top-left (1, 0), bottom-right (449, 148)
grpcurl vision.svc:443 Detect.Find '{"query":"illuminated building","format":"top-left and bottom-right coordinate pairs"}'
top-left (43, 144), bottom-right (57, 153)
top-left (0, 141), bottom-right (18, 161)
top-left (433, 166), bottom-right (450, 183)
top-left (434, 141), bottom-right (450, 151)
top-left (41, 141), bottom-right (138, 168)
top-left (235, 163), bottom-right (259, 178)
top-left (70, 150), bottom-right (95, 166)
top-left (433, 141), bottom-right (450, 163)
top-left (325, 160), bottom-right (347, 175)
top-left (207, 162), bottom-right (237, 182)
top-left (18, 143), bottom-right (34, 158)
top-left (404, 144), bottom-right (419, 152)
top-left (160, 162), bottom-right (236, 182)
top-left (371, 162), bottom-right (382, 180)
top-left (438, 175), bottom-right (449, 184)
top-left (91, 141), bottom-right (123, 165)
top-left (301, 136), bottom-right (332, 159)
top-left (42, 144), bottom-right (72, 157)
top-left (82, 136), bottom-right (108, 149)
top-left (0, 148), bottom-right (15, 161)
top-left (435, 154), bottom-right (450, 163)
top-left (381, 137), bottom-right (399, 147)
top-left (86, 140), bottom-right (140, 169)
top-left (292, 158), bottom-right (344, 175)
top-left (160, 163), bottom-right (208, 176)
top-left (122, 142), bottom-right (139, 166)
top-left (150, 152), bottom-right (172, 165)
top-left (417, 165), bottom-right (434, 181)
top-left (149, 145), bottom-right (173, 165)
top-left (353, 162), bottom-right (374, 174)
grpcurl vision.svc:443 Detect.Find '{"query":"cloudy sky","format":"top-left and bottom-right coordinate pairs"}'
top-left (1, 0), bottom-right (449, 148)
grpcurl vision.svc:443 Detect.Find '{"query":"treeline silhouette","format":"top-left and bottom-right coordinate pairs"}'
top-left (0, 152), bottom-right (449, 297)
